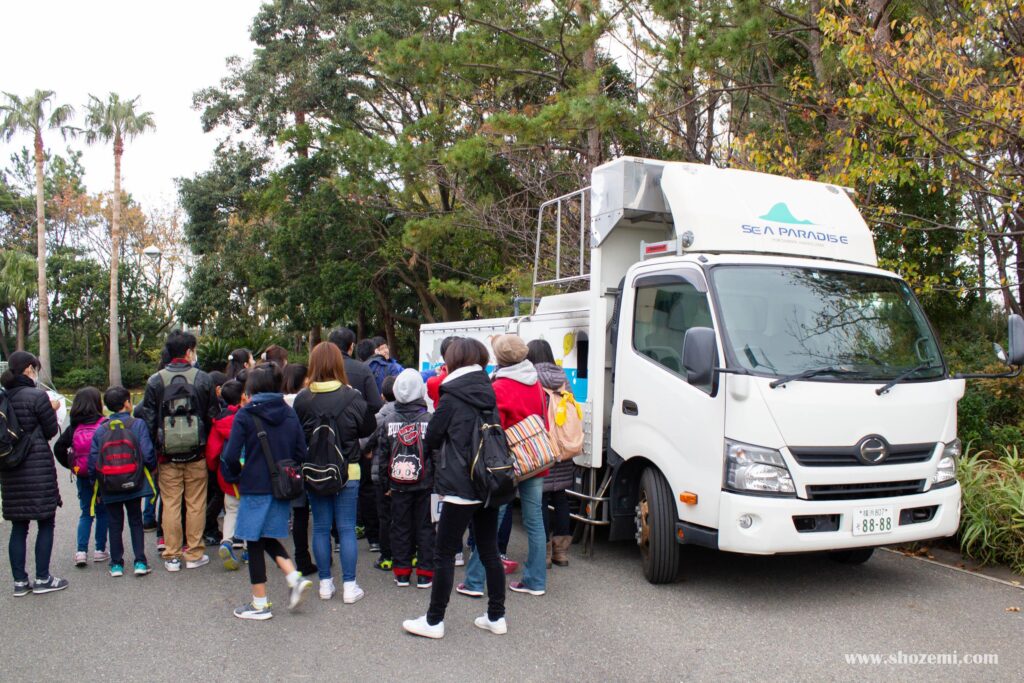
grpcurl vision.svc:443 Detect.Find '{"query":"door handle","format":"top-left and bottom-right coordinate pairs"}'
top-left (622, 400), bottom-right (638, 416)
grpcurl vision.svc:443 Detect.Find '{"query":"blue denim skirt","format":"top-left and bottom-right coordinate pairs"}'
top-left (234, 493), bottom-right (291, 541)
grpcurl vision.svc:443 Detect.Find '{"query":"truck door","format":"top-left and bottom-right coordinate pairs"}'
top-left (611, 267), bottom-right (726, 529)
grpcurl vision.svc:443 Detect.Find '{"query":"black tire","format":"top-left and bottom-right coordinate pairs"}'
top-left (636, 467), bottom-right (680, 584)
top-left (828, 548), bottom-right (875, 565)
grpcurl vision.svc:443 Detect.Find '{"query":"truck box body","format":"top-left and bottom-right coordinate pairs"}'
top-left (420, 157), bottom-right (965, 581)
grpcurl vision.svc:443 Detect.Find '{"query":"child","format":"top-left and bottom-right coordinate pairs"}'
top-left (54, 387), bottom-right (110, 567)
top-left (221, 363), bottom-right (313, 620)
top-left (88, 386), bottom-right (157, 578)
top-left (367, 375), bottom-right (398, 570)
top-left (377, 370), bottom-right (435, 588)
top-left (206, 380), bottom-right (244, 570)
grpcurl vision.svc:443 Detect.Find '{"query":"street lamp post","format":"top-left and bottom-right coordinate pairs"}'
top-left (143, 245), bottom-right (162, 309)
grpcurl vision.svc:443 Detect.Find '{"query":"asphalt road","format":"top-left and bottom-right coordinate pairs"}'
top-left (1, 474), bottom-right (1021, 682)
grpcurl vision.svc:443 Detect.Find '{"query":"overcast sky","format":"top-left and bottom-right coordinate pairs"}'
top-left (1, 0), bottom-right (266, 210)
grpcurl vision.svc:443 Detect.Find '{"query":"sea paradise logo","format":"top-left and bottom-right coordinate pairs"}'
top-left (741, 202), bottom-right (850, 245)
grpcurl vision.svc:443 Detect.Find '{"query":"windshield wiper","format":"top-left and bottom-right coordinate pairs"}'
top-left (769, 366), bottom-right (863, 389)
top-left (875, 363), bottom-right (944, 395)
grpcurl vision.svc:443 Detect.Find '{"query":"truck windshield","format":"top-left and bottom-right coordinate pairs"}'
top-left (710, 266), bottom-right (944, 381)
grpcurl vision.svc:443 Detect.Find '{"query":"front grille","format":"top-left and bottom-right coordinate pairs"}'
top-left (805, 480), bottom-right (926, 501)
top-left (790, 443), bottom-right (935, 467)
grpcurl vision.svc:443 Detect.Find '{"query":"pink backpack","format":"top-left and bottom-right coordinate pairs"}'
top-left (71, 418), bottom-right (106, 476)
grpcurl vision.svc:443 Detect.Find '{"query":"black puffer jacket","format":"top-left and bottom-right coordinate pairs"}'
top-left (0, 375), bottom-right (61, 521)
top-left (344, 355), bottom-right (384, 414)
top-left (424, 367), bottom-right (497, 501)
top-left (292, 385), bottom-right (376, 465)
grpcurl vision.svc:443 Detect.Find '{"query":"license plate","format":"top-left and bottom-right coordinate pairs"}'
top-left (852, 505), bottom-right (895, 536)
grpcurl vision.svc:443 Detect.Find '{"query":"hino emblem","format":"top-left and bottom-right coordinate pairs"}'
top-left (857, 436), bottom-right (889, 465)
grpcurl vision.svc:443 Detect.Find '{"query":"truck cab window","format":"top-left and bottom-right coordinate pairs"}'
top-left (632, 280), bottom-right (713, 388)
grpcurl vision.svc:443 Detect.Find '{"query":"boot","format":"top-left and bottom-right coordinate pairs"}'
top-left (552, 536), bottom-right (571, 567)
top-left (545, 540), bottom-right (552, 568)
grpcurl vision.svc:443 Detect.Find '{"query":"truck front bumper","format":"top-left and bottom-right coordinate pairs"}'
top-left (715, 484), bottom-right (961, 555)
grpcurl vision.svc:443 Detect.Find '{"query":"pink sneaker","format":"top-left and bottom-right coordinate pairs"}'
top-left (500, 555), bottom-right (519, 574)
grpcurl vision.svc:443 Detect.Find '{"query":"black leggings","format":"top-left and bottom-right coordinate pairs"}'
top-left (543, 490), bottom-right (571, 537)
top-left (428, 503), bottom-right (504, 625)
top-left (247, 537), bottom-right (289, 585)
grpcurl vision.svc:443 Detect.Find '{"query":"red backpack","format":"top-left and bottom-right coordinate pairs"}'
top-left (71, 418), bottom-right (106, 477)
top-left (96, 418), bottom-right (145, 494)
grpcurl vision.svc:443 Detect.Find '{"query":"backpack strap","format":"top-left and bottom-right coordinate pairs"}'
top-left (251, 416), bottom-right (279, 483)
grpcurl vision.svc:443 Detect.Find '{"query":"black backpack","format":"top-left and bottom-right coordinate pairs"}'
top-left (158, 367), bottom-right (204, 462)
top-left (388, 417), bottom-right (427, 485)
top-left (96, 418), bottom-right (145, 494)
top-left (302, 411), bottom-right (349, 496)
top-left (0, 386), bottom-right (31, 471)
top-left (252, 416), bottom-right (305, 501)
top-left (469, 407), bottom-right (515, 508)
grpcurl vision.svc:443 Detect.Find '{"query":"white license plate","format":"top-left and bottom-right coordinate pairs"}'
top-left (852, 505), bottom-right (895, 536)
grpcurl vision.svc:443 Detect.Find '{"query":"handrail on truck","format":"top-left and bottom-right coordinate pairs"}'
top-left (530, 187), bottom-right (591, 313)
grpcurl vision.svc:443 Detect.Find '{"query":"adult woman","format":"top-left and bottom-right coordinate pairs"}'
top-left (225, 348), bottom-right (255, 380)
top-left (53, 386), bottom-right (109, 567)
top-left (403, 338), bottom-right (506, 639)
top-left (292, 342), bottom-right (375, 603)
top-left (1, 351), bottom-right (65, 596)
top-left (221, 363), bottom-right (312, 620)
top-left (527, 339), bottom-right (575, 567)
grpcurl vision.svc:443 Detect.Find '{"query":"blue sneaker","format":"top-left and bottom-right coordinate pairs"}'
top-left (133, 561), bottom-right (152, 576)
top-left (219, 541), bottom-right (240, 571)
top-left (109, 564), bottom-right (124, 578)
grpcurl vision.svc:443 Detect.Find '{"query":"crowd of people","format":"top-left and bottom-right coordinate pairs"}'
top-left (0, 326), bottom-right (583, 639)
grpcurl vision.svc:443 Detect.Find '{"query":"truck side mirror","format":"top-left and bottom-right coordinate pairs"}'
top-left (682, 327), bottom-right (717, 386)
top-left (1008, 314), bottom-right (1024, 366)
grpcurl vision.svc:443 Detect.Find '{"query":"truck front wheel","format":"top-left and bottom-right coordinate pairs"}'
top-left (636, 467), bottom-right (680, 584)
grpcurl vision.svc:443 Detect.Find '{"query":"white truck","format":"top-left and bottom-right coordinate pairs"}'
top-left (418, 157), bottom-right (1024, 584)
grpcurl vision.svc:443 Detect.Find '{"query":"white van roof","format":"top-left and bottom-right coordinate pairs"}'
top-left (590, 157), bottom-right (878, 267)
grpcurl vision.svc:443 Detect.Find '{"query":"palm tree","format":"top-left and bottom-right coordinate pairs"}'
top-left (83, 93), bottom-right (155, 386)
top-left (0, 90), bottom-right (75, 381)
top-left (0, 250), bottom-right (37, 352)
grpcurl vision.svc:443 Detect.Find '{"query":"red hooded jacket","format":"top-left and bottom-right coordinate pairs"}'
top-left (426, 365), bottom-right (448, 407)
top-left (206, 404), bottom-right (240, 497)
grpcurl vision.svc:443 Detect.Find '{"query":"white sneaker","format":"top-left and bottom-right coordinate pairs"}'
top-left (185, 555), bottom-right (210, 569)
top-left (319, 578), bottom-right (336, 600)
top-left (474, 614), bottom-right (508, 635)
top-left (91, 550), bottom-right (110, 563)
top-left (74, 551), bottom-right (88, 567)
top-left (403, 615), bottom-right (444, 639)
top-left (454, 552), bottom-right (465, 567)
top-left (342, 581), bottom-right (364, 604)
top-left (289, 578), bottom-right (313, 610)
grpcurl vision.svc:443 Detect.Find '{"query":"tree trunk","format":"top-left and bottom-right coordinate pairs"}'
top-left (309, 326), bottom-right (322, 350)
top-left (34, 132), bottom-right (52, 383)
top-left (578, 1), bottom-right (601, 170)
top-left (16, 301), bottom-right (28, 351)
top-left (0, 309), bottom-right (10, 357)
top-left (108, 137), bottom-right (123, 386)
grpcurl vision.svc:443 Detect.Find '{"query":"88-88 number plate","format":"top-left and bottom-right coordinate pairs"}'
top-left (852, 506), bottom-right (895, 536)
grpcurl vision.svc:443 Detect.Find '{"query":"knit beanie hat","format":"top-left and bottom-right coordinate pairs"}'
top-left (492, 334), bottom-right (529, 366)
top-left (393, 368), bottom-right (426, 403)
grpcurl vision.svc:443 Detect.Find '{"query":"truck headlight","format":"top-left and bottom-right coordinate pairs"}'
top-left (724, 440), bottom-right (796, 496)
top-left (932, 438), bottom-right (960, 488)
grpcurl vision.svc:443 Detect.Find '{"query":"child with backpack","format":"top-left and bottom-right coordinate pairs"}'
top-left (365, 374), bottom-right (398, 571)
top-left (376, 370), bottom-right (435, 588)
top-left (88, 386), bottom-right (157, 578)
top-left (206, 380), bottom-right (244, 570)
top-left (54, 387), bottom-right (110, 567)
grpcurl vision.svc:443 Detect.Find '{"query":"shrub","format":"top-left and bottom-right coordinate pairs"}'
top-left (58, 367), bottom-right (107, 391)
top-left (197, 338), bottom-right (233, 373)
top-left (957, 447), bottom-right (1024, 573)
top-left (121, 361), bottom-right (153, 389)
